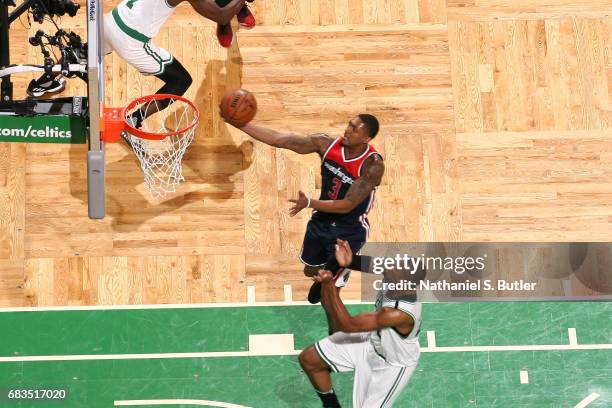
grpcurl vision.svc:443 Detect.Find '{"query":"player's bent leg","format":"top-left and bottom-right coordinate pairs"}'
top-left (300, 219), bottom-right (331, 302)
top-left (310, 243), bottom-right (352, 305)
top-left (104, 13), bottom-right (193, 127)
top-left (155, 58), bottom-right (192, 96)
top-left (300, 220), bottom-right (328, 275)
top-left (304, 332), bottom-right (369, 407)
top-left (304, 265), bottom-right (320, 277)
top-left (299, 346), bottom-right (333, 390)
top-left (127, 58), bottom-right (193, 128)
top-left (318, 223), bottom-right (368, 297)
top-left (359, 363), bottom-right (417, 408)
top-left (299, 345), bottom-right (342, 408)
top-left (104, 12), bottom-right (170, 76)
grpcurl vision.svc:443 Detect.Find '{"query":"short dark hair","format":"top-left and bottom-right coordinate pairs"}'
top-left (358, 114), bottom-right (380, 138)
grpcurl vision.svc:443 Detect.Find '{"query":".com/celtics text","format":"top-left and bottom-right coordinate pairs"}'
top-left (373, 279), bottom-right (538, 291)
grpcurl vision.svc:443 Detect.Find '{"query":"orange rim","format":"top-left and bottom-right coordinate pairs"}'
top-left (123, 94), bottom-right (200, 141)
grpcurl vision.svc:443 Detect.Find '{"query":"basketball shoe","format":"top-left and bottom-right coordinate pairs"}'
top-left (237, 5), bottom-right (256, 28)
top-left (216, 23), bottom-right (233, 48)
top-left (27, 75), bottom-right (66, 98)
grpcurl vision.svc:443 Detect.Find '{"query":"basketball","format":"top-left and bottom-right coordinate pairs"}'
top-left (220, 88), bottom-right (257, 127)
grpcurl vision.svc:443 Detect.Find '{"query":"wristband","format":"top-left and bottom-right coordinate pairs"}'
top-left (306, 197), bottom-right (311, 209)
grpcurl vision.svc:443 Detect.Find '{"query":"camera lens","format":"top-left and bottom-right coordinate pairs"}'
top-left (65, 0), bottom-right (80, 16)
top-left (45, 0), bottom-right (80, 18)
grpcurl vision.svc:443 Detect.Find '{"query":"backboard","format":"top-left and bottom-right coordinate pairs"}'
top-left (86, 0), bottom-right (105, 219)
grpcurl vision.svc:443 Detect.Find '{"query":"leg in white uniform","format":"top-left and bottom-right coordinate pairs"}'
top-left (104, 12), bottom-right (173, 75)
top-left (316, 332), bottom-right (417, 408)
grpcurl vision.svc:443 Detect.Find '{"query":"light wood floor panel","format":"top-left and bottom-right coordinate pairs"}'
top-left (85, 0), bottom-right (448, 28)
top-left (0, 260), bottom-right (24, 306)
top-left (448, 0), bottom-right (612, 21)
top-left (2, 1), bottom-right (612, 305)
top-left (23, 255), bottom-right (246, 306)
top-left (459, 130), bottom-right (612, 240)
top-left (0, 143), bottom-right (25, 260)
top-left (450, 18), bottom-right (612, 133)
top-left (0, 28), bottom-right (28, 263)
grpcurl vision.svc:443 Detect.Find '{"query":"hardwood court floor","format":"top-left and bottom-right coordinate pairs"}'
top-left (0, 1), bottom-right (611, 306)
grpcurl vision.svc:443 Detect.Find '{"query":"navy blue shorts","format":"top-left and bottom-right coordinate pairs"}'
top-left (299, 218), bottom-right (368, 273)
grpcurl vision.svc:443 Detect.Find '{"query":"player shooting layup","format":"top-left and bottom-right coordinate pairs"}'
top-left (223, 115), bottom-right (384, 304)
top-left (300, 240), bottom-right (421, 407)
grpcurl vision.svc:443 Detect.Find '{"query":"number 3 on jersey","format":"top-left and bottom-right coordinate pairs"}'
top-left (328, 177), bottom-right (342, 199)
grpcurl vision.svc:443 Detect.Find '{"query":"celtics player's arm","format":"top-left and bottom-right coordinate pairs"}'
top-left (317, 271), bottom-right (413, 333)
top-left (187, 0), bottom-right (246, 25)
top-left (308, 154), bottom-right (384, 214)
top-left (238, 123), bottom-right (333, 155)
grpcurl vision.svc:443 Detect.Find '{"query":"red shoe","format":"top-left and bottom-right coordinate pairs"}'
top-left (216, 23), bottom-right (233, 48)
top-left (237, 5), bottom-right (256, 28)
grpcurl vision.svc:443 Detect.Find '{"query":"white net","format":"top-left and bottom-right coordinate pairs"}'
top-left (123, 96), bottom-right (199, 199)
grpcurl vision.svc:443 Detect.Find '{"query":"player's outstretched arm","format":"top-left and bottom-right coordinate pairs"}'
top-left (187, 0), bottom-right (246, 25)
top-left (289, 154), bottom-right (384, 216)
top-left (238, 123), bottom-right (333, 155)
top-left (314, 270), bottom-right (413, 333)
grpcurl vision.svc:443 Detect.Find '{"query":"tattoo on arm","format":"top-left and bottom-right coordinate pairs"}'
top-left (345, 155), bottom-right (384, 205)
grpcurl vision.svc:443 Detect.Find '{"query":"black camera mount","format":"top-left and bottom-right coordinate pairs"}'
top-left (0, 0), bottom-right (81, 101)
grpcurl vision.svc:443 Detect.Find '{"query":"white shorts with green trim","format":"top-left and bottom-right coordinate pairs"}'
top-left (315, 332), bottom-right (417, 408)
top-left (104, 11), bottom-right (173, 76)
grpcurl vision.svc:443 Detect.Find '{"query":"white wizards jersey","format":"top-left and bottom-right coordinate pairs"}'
top-left (370, 295), bottom-right (421, 367)
top-left (115, 0), bottom-right (175, 40)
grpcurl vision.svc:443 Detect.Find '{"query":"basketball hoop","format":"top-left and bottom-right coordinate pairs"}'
top-left (102, 94), bottom-right (200, 199)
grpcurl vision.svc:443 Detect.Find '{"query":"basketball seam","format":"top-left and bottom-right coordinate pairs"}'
top-left (232, 96), bottom-right (248, 122)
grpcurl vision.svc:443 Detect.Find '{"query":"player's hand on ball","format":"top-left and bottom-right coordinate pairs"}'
top-left (313, 269), bottom-right (334, 284)
top-left (218, 105), bottom-right (243, 128)
top-left (219, 89), bottom-right (257, 128)
top-left (288, 191), bottom-right (309, 216)
top-left (335, 239), bottom-right (353, 268)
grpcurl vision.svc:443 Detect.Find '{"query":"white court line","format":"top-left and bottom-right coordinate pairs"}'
top-left (421, 344), bottom-right (612, 353)
top-left (283, 285), bottom-right (293, 302)
top-left (0, 351), bottom-right (263, 362)
top-left (114, 399), bottom-right (252, 407)
top-left (246, 286), bottom-right (256, 304)
top-left (427, 331), bottom-right (437, 348)
top-left (520, 370), bottom-right (529, 384)
top-left (3, 297), bottom-right (608, 313)
top-left (0, 300), bottom-right (370, 313)
top-left (574, 393), bottom-right (601, 408)
top-left (2, 343), bottom-right (611, 363)
top-left (249, 334), bottom-right (295, 356)
top-left (568, 328), bottom-right (578, 346)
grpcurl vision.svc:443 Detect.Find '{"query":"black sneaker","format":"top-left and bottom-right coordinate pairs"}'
top-left (120, 115), bottom-right (141, 147)
top-left (27, 75), bottom-right (66, 97)
top-left (307, 281), bottom-right (322, 304)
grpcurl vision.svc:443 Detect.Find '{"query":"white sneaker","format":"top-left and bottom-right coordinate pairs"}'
top-left (334, 268), bottom-right (351, 288)
top-left (27, 77), bottom-right (66, 97)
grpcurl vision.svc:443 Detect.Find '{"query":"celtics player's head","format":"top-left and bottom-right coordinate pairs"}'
top-left (342, 114), bottom-right (379, 147)
top-left (381, 259), bottom-right (426, 301)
